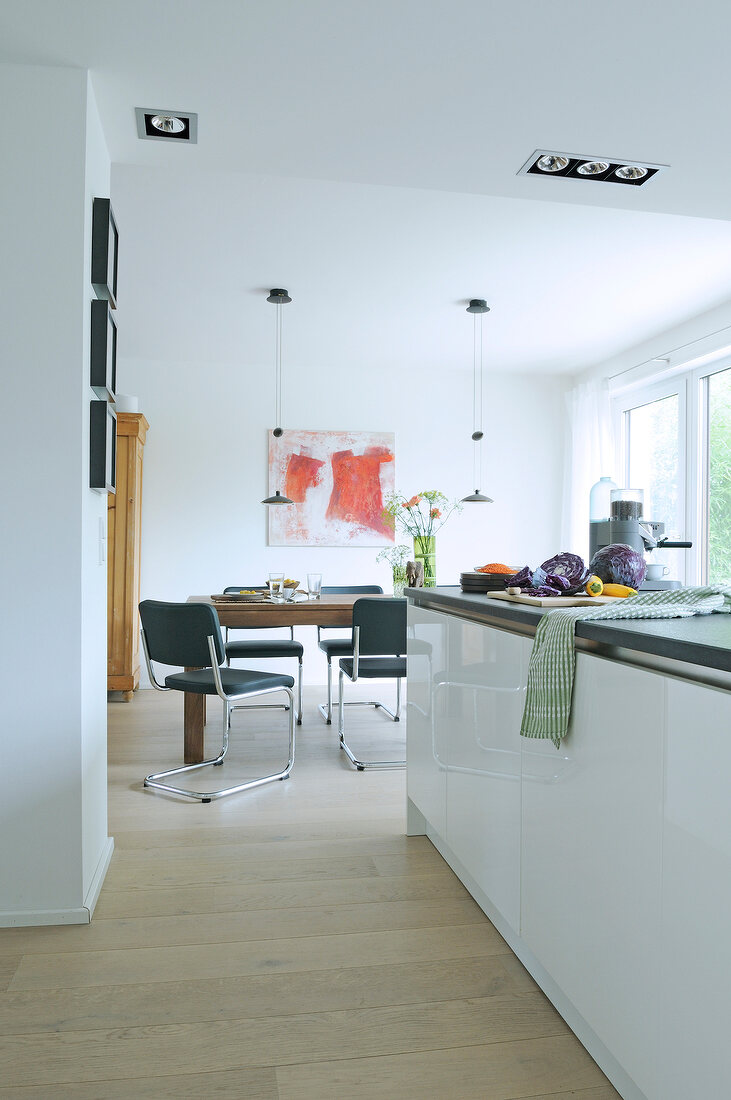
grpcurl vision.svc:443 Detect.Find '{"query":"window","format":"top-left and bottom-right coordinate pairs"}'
top-left (614, 360), bottom-right (731, 585)
top-left (705, 366), bottom-right (731, 584)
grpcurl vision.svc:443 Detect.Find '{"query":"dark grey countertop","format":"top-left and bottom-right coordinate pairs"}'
top-left (405, 586), bottom-right (731, 676)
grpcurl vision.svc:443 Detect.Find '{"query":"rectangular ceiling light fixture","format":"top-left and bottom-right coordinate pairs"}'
top-left (518, 149), bottom-right (666, 186)
top-left (135, 107), bottom-right (198, 143)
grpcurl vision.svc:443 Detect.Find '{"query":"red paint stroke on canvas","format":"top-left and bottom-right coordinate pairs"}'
top-left (326, 447), bottom-right (394, 535)
top-left (285, 453), bottom-right (325, 502)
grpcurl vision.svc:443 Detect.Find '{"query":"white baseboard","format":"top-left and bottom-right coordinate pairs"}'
top-left (0, 836), bottom-right (115, 928)
top-left (0, 906), bottom-right (90, 927)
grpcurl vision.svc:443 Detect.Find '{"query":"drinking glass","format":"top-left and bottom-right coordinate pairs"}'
top-left (268, 572), bottom-right (284, 600)
top-left (307, 573), bottom-right (322, 599)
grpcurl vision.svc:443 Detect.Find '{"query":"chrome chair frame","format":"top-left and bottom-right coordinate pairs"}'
top-left (337, 623), bottom-right (405, 771)
top-left (227, 647), bottom-right (303, 726)
top-left (316, 585), bottom-right (384, 724)
top-left (142, 631), bottom-right (295, 803)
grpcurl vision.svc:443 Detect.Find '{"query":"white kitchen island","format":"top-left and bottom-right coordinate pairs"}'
top-left (405, 587), bottom-right (731, 1100)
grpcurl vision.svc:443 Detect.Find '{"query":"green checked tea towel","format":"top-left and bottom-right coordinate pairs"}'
top-left (520, 586), bottom-right (731, 749)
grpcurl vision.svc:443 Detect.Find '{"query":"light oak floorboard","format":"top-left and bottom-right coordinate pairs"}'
top-left (111, 816), bottom-right (407, 849)
top-left (9, 922), bottom-right (508, 990)
top-left (0, 994), bottom-right (567, 1087)
top-left (0, 1067), bottom-right (279, 1099)
top-left (91, 869), bottom-right (470, 920)
top-left (0, 956), bottom-right (529, 1035)
top-left (274, 1034), bottom-right (616, 1100)
top-left (518, 1090), bottom-right (622, 1100)
top-left (110, 831), bottom-right (434, 864)
top-left (0, 897), bottom-right (484, 955)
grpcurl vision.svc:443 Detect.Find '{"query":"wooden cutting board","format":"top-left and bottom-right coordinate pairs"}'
top-left (485, 591), bottom-right (624, 608)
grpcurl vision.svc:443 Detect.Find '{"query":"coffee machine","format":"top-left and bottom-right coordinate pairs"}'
top-left (589, 488), bottom-right (692, 589)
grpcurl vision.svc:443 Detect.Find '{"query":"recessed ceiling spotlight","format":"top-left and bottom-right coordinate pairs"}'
top-left (150, 114), bottom-right (186, 134)
top-left (577, 160), bottom-right (610, 176)
top-left (135, 107), bottom-right (198, 143)
top-left (615, 164), bottom-right (648, 181)
top-left (536, 154), bottom-right (569, 173)
top-left (518, 149), bottom-right (666, 186)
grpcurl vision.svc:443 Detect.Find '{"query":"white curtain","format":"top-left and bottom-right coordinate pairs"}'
top-left (561, 377), bottom-right (616, 561)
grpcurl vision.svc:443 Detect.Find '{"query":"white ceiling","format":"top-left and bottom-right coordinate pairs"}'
top-left (5, 0), bottom-right (731, 373)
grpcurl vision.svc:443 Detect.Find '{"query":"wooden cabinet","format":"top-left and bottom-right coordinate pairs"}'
top-left (107, 412), bottom-right (148, 698)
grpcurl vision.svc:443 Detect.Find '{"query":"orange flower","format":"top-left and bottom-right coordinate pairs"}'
top-left (430, 508), bottom-right (441, 519)
top-left (403, 495), bottom-right (422, 508)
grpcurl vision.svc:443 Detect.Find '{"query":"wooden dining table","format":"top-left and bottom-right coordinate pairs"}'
top-left (183, 592), bottom-right (384, 763)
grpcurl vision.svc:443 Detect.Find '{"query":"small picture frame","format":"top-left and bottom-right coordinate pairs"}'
top-left (91, 197), bottom-right (119, 308)
top-left (90, 299), bottom-right (117, 400)
top-left (90, 400), bottom-right (117, 493)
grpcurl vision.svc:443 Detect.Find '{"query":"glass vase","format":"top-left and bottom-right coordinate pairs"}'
top-left (413, 535), bottom-right (436, 587)
top-left (392, 565), bottom-right (407, 598)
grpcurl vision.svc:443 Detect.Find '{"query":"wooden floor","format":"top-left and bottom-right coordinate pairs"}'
top-left (0, 686), bottom-right (620, 1098)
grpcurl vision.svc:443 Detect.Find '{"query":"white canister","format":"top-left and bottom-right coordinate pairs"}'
top-left (114, 394), bottom-right (139, 413)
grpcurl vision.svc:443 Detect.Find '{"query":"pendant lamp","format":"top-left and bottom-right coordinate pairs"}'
top-left (461, 298), bottom-right (494, 503)
top-left (262, 288), bottom-right (294, 505)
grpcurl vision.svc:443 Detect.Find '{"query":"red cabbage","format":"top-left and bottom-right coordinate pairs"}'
top-left (589, 543), bottom-right (646, 588)
top-left (505, 559), bottom-right (585, 597)
top-left (539, 552), bottom-right (590, 593)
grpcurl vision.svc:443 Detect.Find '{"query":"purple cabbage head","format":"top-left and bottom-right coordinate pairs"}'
top-left (538, 552), bottom-right (590, 594)
top-left (589, 543), bottom-right (646, 588)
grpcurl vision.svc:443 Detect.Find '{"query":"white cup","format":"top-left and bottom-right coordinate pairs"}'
top-left (645, 563), bottom-right (669, 581)
top-left (114, 394), bottom-right (139, 413)
top-left (307, 573), bottom-right (322, 599)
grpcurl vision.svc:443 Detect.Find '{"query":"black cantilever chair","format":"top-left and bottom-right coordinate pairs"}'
top-left (223, 586), bottom-right (303, 725)
top-left (337, 597), bottom-right (407, 771)
top-left (139, 600), bottom-right (295, 803)
top-left (316, 585), bottom-right (384, 724)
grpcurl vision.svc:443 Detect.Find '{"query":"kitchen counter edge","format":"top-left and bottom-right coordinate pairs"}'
top-left (405, 586), bottom-right (731, 685)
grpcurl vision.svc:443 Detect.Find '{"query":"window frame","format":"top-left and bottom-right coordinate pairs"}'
top-left (612, 356), bottom-right (731, 585)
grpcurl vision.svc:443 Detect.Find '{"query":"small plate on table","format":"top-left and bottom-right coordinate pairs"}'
top-left (210, 589), bottom-right (270, 603)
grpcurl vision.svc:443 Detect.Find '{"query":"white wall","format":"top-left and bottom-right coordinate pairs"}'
top-left (112, 166), bottom-right (569, 684)
top-left (0, 65), bottom-right (111, 924)
top-left (80, 76), bottom-right (113, 900)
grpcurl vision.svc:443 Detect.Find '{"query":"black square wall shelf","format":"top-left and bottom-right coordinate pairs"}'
top-left (90, 399), bottom-right (117, 494)
top-left (91, 197), bottom-right (119, 307)
top-left (90, 299), bottom-right (117, 400)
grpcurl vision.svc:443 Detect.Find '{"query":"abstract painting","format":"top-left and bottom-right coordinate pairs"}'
top-left (268, 429), bottom-right (395, 546)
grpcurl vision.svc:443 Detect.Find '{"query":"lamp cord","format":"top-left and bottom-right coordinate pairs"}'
top-left (472, 312), bottom-right (483, 490)
top-left (273, 302), bottom-right (284, 431)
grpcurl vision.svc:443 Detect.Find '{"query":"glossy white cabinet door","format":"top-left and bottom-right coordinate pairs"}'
top-left (659, 679), bottom-right (731, 1100)
top-left (444, 619), bottom-right (529, 932)
top-left (521, 653), bottom-right (664, 1100)
top-left (406, 605), bottom-right (449, 837)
